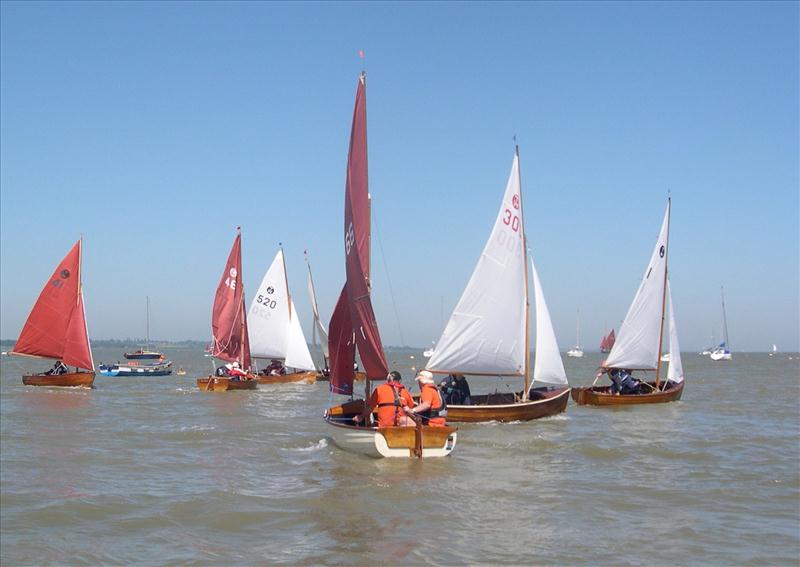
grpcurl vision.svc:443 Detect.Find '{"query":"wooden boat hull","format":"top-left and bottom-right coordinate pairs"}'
top-left (324, 400), bottom-right (457, 458)
top-left (196, 377), bottom-right (258, 391)
top-left (22, 371), bottom-right (95, 388)
top-left (571, 380), bottom-right (684, 406)
top-left (258, 371), bottom-right (318, 385)
top-left (445, 386), bottom-right (571, 423)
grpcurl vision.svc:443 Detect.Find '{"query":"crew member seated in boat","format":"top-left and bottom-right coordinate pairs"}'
top-left (228, 361), bottom-right (248, 380)
top-left (608, 368), bottom-right (642, 395)
top-left (45, 360), bottom-right (69, 375)
top-left (216, 363), bottom-right (232, 376)
top-left (264, 359), bottom-right (286, 376)
top-left (354, 370), bottom-right (414, 427)
top-left (440, 373), bottom-right (471, 405)
top-left (408, 371), bottom-right (447, 427)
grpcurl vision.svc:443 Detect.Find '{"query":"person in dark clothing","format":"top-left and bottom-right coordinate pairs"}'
top-left (608, 368), bottom-right (641, 395)
top-left (439, 373), bottom-right (472, 405)
top-left (45, 360), bottom-right (69, 375)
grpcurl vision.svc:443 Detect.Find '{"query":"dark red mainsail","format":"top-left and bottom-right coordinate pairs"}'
top-left (211, 231), bottom-right (251, 369)
top-left (12, 239), bottom-right (94, 371)
top-left (328, 73), bottom-right (388, 395)
top-left (600, 329), bottom-right (616, 353)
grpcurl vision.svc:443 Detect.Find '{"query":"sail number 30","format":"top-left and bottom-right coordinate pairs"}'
top-left (503, 209), bottom-right (520, 232)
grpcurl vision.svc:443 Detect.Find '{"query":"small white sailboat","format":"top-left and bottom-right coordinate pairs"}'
top-left (248, 248), bottom-right (318, 384)
top-left (769, 344), bottom-right (777, 357)
top-left (567, 309), bottom-right (584, 358)
top-left (710, 286), bottom-right (732, 361)
top-left (305, 251), bottom-right (330, 372)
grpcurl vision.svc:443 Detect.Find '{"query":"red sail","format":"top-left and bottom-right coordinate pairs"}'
top-left (12, 239), bottom-right (94, 370)
top-left (328, 73), bottom-right (389, 393)
top-left (600, 329), bottom-right (616, 352)
top-left (211, 232), bottom-right (251, 369)
top-left (328, 287), bottom-right (356, 395)
top-left (607, 329), bottom-right (616, 350)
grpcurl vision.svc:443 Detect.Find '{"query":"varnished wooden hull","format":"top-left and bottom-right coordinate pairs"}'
top-left (22, 371), bottom-right (95, 388)
top-left (324, 400), bottom-right (457, 458)
top-left (258, 371), bottom-right (318, 385)
top-left (196, 377), bottom-right (258, 391)
top-left (446, 386), bottom-right (571, 423)
top-left (571, 380), bottom-right (684, 406)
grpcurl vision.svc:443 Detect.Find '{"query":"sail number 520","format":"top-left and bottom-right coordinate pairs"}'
top-left (503, 209), bottom-right (520, 232)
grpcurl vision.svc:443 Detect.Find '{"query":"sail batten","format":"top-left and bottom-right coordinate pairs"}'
top-left (604, 202), bottom-right (671, 370)
top-left (11, 239), bottom-right (94, 371)
top-left (427, 154), bottom-right (526, 376)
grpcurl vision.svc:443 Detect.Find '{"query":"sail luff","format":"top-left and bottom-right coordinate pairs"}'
top-left (655, 198), bottom-right (671, 389)
top-left (518, 146), bottom-right (532, 400)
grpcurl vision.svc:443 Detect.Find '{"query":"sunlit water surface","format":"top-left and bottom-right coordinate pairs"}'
top-left (1, 348), bottom-right (798, 565)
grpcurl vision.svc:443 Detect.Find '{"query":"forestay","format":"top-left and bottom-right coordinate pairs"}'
top-left (666, 279), bottom-right (684, 383)
top-left (427, 153), bottom-right (526, 376)
top-left (604, 201), bottom-right (670, 370)
top-left (530, 256), bottom-right (568, 386)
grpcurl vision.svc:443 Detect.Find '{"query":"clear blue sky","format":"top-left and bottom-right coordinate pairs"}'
top-left (2, 1), bottom-right (797, 352)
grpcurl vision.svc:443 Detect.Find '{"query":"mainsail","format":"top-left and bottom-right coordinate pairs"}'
top-left (306, 254), bottom-right (329, 360)
top-left (604, 200), bottom-right (670, 370)
top-left (600, 329), bottom-right (616, 352)
top-left (666, 279), bottom-right (684, 384)
top-left (211, 231), bottom-right (251, 369)
top-left (328, 72), bottom-right (388, 394)
top-left (11, 238), bottom-right (94, 371)
top-left (530, 256), bottom-right (568, 386)
top-left (427, 152), bottom-right (527, 376)
top-left (248, 249), bottom-right (316, 371)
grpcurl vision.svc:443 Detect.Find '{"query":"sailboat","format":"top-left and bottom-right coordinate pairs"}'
top-left (599, 328), bottom-right (615, 353)
top-left (571, 200), bottom-right (685, 405)
top-left (197, 229), bottom-right (258, 391)
top-left (567, 310), bottom-right (585, 358)
top-left (123, 297), bottom-right (164, 360)
top-left (425, 147), bottom-right (571, 422)
top-left (10, 238), bottom-right (95, 387)
top-left (769, 344), bottom-right (777, 357)
top-left (709, 286), bottom-right (732, 361)
top-left (248, 248), bottom-right (318, 384)
top-left (323, 72), bottom-right (458, 458)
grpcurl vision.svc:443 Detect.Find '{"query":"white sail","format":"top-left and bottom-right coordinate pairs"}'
top-left (530, 257), bottom-right (568, 386)
top-left (666, 279), bottom-right (683, 383)
top-left (427, 153), bottom-right (526, 375)
top-left (248, 250), bottom-right (291, 359)
top-left (605, 201), bottom-right (670, 370)
top-left (306, 263), bottom-right (329, 358)
top-left (285, 299), bottom-right (316, 371)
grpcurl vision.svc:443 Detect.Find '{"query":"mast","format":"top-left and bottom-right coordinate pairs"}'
top-left (146, 296), bottom-right (151, 351)
top-left (654, 198), bottom-right (671, 389)
top-left (280, 244), bottom-right (292, 321)
top-left (720, 286), bottom-right (729, 350)
top-left (576, 309), bottom-right (581, 348)
top-left (518, 144), bottom-right (532, 401)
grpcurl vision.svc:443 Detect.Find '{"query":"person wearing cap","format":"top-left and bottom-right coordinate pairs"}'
top-left (354, 371), bottom-right (414, 427)
top-left (407, 371), bottom-right (447, 427)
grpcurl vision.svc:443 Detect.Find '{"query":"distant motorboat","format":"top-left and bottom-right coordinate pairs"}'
top-left (99, 361), bottom-right (172, 377)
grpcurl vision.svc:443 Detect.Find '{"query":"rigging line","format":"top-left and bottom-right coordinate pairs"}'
top-left (372, 207), bottom-right (406, 347)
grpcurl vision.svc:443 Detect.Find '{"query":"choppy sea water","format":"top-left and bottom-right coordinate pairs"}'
top-left (1, 348), bottom-right (798, 565)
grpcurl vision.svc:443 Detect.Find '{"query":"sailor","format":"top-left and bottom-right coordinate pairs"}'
top-left (228, 361), bottom-right (248, 380)
top-left (607, 367), bottom-right (641, 395)
top-left (354, 370), bottom-right (414, 427)
top-left (440, 373), bottom-right (471, 405)
top-left (46, 360), bottom-right (69, 375)
top-left (408, 370), bottom-right (447, 427)
top-left (264, 358), bottom-right (286, 376)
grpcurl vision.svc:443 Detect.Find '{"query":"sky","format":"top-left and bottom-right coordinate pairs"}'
top-left (1, 1), bottom-right (798, 352)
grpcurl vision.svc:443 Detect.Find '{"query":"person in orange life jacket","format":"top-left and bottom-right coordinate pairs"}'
top-left (407, 370), bottom-right (447, 427)
top-left (228, 361), bottom-right (248, 380)
top-left (353, 371), bottom-right (414, 427)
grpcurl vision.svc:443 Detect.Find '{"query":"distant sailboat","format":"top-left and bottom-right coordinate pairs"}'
top-left (323, 72), bottom-right (457, 457)
top-left (197, 229), bottom-right (258, 391)
top-left (599, 328), bottom-right (615, 353)
top-left (572, 200), bottom-right (685, 406)
top-left (425, 147), bottom-right (571, 422)
top-left (567, 310), bottom-right (585, 358)
top-left (11, 238), bottom-right (95, 387)
top-left (249, 248), bottom-right (318, 384)
top-left (710, 286), bottom-right (732, 361)
top-left (124, 297), bottom-right (165, 360)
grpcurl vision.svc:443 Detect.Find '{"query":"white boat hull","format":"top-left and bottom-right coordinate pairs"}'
top-left (710, 350), bottom-right (732, 361)
top-left (566, 348), bottom-right (584, 358)
top-left (324, 415), bottom-right (457, 459)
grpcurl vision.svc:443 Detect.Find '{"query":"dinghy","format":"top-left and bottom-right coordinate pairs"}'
top-left (425, 148), bottom-right (571, 422)
top-left (571, 200), bottom-right (685, 406)
top-left (248, 248), bottom-right (318, 384)
top-left (11, 238), bottom-right (95, 388)
top-left (197, 229), bottom-right (257, 392)
top-left (322, 72), bottom-right (457, 457)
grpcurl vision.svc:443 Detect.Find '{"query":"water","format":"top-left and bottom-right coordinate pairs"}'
top-left (2, 348), bottom-right (798, 565)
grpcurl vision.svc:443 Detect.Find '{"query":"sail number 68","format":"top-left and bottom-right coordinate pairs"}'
top-left (345, 222), bottom-right (355, 255)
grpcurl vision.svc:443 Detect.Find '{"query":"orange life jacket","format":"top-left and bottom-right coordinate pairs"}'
top-left (374, 382), bottom-right (410, 427)
top-left (419, 384), bottom-right (447, 427)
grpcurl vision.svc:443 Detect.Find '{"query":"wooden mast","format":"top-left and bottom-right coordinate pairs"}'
top-left (518, 144), bottom-right (532, 402)
top-left (654, 198), bottom-right (671, 389)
